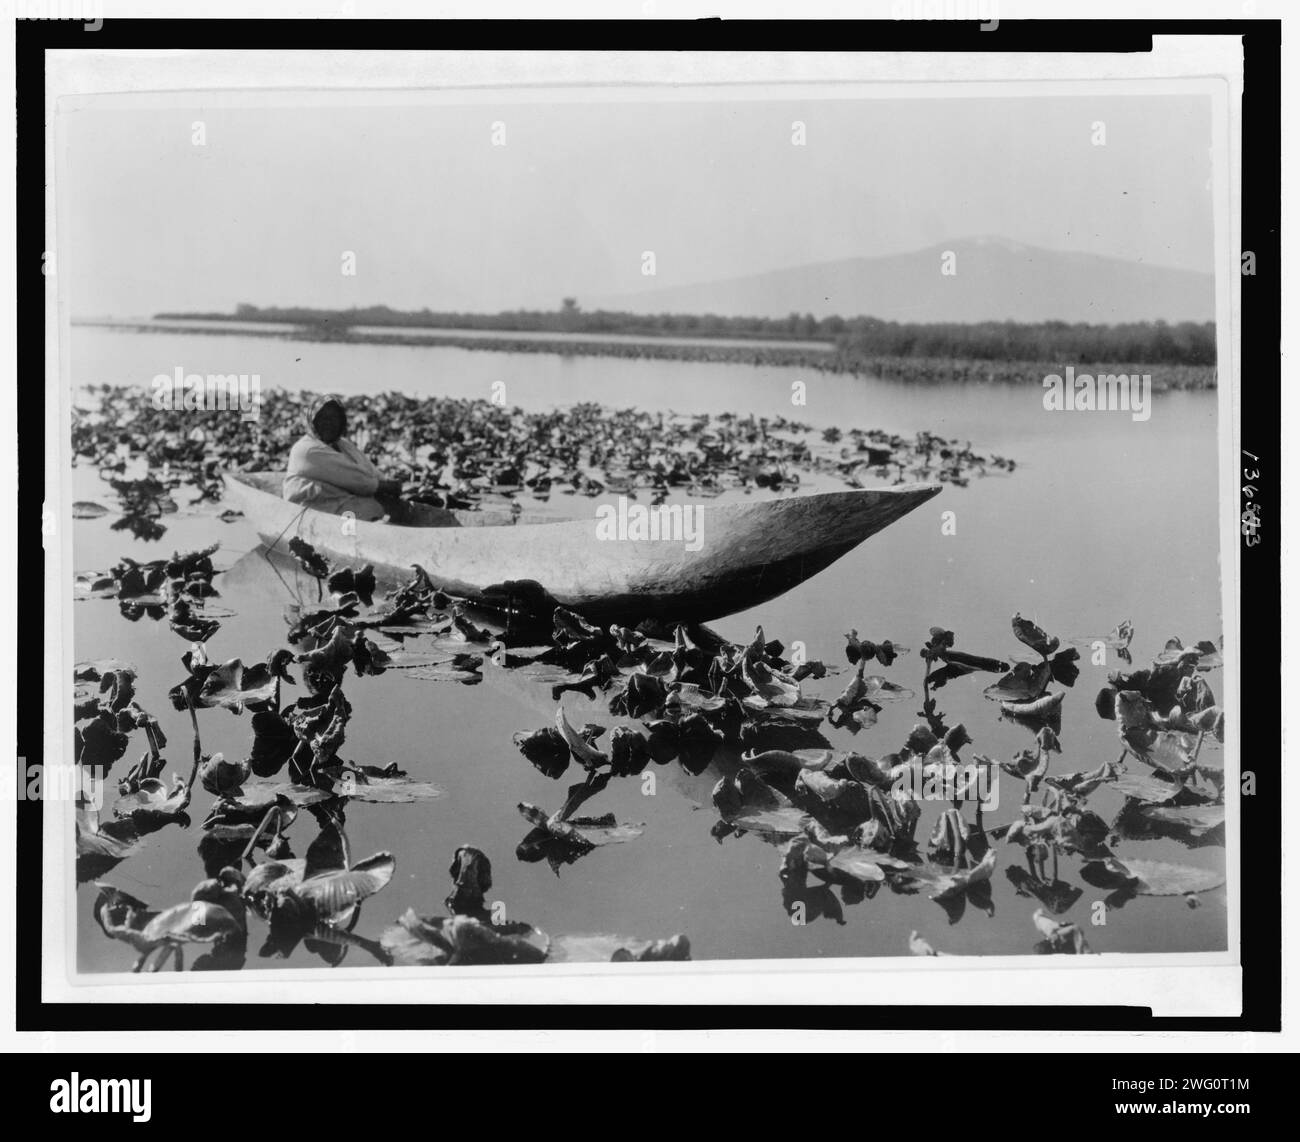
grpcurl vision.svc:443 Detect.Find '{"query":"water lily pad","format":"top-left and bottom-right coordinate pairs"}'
top-left (196, 658), bottom-right (280, 712)
top-left (1012, 613), bottom-right (1060, 657)
top-left (1000, 690), bottom-right (1065, 718)
top-left (514, 726), bottom-right (571, 779)
top-left (323, 769), bottom-right (445, 804)
top-left (381, 909), bottom-right (549, 966)
top-left (112, 776), bottom-right (190, 828)
top-left (1081, 856), bottom-right (1224, 896)
top-left (712, 770), bottom-right (811, 838)
top-left (984, 660), bottom-right (1051, 703)
top-left (404, 656), bottom-right (483, 683)
top-left (229, 781), bottom-right (334, 809)
top-left (1032, 908), bottom-right (1092, 954)
top-left (930, 848), bottom-right (997, 901)
top-left (859, 676), bottom-right (915, 702)
top-left (1005, 866), bottom-right (1083, 913)
top-left (1110, 772), bottom-right (1182, 803)
top-left (141, 899), bottom-right (243, 946)
top-left (293, 852), bottom-right (396, 921)
top-left (77, 818), bottom-right (145, 882)
top-left (564, 814), bottom-right (645, 845)
top-left (556, 704), bottom-right (609, 768)
top-left (817, 849), bottom-right (896, 883)
top-left (908, 931), bottom-right (946, 956)
top-left (549, 933), bottom-right (691, 963)
top-left (742, 657), bottom-right (801, 707)
top-left (1139, 803), bottom-right (1225, 836)
top-left (287, 536), bottom-right (330, 579)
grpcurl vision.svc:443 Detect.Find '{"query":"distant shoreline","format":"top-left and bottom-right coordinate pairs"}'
top-left (73, 317), bottom-right (1217, 392)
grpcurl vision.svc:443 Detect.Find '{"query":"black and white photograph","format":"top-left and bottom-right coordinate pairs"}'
top-left (50, 69), bottom-right (1240, 982)
top-left (13, 12), bottom-right (1284, 1075)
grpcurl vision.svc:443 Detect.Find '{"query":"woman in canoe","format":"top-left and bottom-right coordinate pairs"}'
top-left (283, 397), bottom-right (416, 523)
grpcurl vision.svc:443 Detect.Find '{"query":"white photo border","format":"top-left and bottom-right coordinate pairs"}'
top-left (37, 42), bottom-right (1244, 1015)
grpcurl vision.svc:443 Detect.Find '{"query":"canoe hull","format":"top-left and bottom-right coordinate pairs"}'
top-left (222, 472), bottom-right (940, 624)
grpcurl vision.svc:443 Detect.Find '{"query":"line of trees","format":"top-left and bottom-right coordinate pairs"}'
top-left (151, 302), bottom-right (1215, 366)
top-left (834, 317), bottom-right (1216, 366)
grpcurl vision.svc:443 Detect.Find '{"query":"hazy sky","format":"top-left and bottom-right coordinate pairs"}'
top-left (60, 93), bottom-right (1214, 317)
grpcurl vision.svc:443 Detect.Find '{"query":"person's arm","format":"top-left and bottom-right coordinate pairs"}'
top-left (291, 439), bottom-right (381, 496)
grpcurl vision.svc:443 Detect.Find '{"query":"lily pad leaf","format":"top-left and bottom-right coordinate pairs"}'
top-left (112, 775), bottom-right (191, 829)
top-left (930, 848), bottom-right (997, 901)
top-left (249, 710), bottom-right (297, 777)
top-left (327, 564), bottom-right (376, 605)
top-left (381, 909), bottom-right (549, 966)
top-left (1005, 866), bottom-right (1083, 914)
top-left (549, 933), bottom-right (692, 963)
top-left (288, 536), bottom-right (330, 579)
top-left (229, 780), bottom-right (334, 809)
top-left (712, 770), bottom-right (811, 838)
top-left (983, 660), bottom-right (1051, 703)
top-left (514, 726), bottom-right (571, 779)
top-left (859, 676), bottom-right (915, 702)
top-left (141, 900), bottom-right (243, 947)
top-left (817, 848), bottom-right (896, 884)
top-left (565, 814), bottom-right (645, 846)
top-left (908, 931), bottom-right (945, 956)
top-left (321, 767), bottom-right (445, 804)
top-left (1081, 856), bottom-right (1224, 896)
top-left (556, 704), bottom-right (609, 768)
top-left (1032, 908), bottom-right (1092, 954)
top-left (1140, 803), bottom-right (1225, 836)
top-left (196, 658), bottom-right (280, 712)
top-left (1000, 690), bottom-right (1065, 719)
top-left (404, 655), bottom-right (483, 684)
top-left (1110, 773), bottom-right (1182, 804)
top-left (1012, 613), bottom-right (1060, 657)
top-left (294, 853), bottom-right (397, 923)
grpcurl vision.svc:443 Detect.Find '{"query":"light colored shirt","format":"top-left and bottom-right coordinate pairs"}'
top-left (283, 434), bottom-right (385, 520)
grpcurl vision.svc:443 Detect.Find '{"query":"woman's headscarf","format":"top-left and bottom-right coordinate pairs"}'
top-left (305, 397), bottom-right (347, 442)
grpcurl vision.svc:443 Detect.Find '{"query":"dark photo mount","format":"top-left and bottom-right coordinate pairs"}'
top-left (17, 15), bottom-right (1279, 1037)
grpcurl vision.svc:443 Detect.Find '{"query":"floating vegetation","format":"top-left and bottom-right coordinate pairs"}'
top-left (1068, 619), bottom-right (1135, 665)
top-left (72, 387), bottom-right (1016, 546)
top-left (70, 396), bottom-right (1228, 966)
top-left (94, 873), bottom-right (247, 973)
top-left (74, 660), bottom-right (167, 777)
top-left (1032, 908), bottom-right (1093, 954)
top-left (76, 583), bottom-right (1228, 964)
top-left (76, 544), bottom-right (227, 637)
top-left (379, 845), bottom-right (688, 966)
top-left (1080, 856), bottom-right (1226, 905)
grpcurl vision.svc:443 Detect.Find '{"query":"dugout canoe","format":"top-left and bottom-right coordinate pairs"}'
top-left (222, 471), bottom-right (941, 624)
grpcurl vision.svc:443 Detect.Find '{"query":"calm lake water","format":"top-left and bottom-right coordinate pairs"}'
top-left (70, 324), bottom-right (1226, 970)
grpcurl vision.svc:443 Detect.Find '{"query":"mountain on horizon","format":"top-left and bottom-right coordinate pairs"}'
top-left (592, 238), bottom-right (1215, 325)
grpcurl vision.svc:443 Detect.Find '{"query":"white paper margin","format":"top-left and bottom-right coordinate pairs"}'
top-left (27, 33), bottom-right (1252, 1024)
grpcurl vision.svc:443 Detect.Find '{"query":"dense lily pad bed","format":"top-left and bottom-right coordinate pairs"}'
top-left (69, 386), bottom-right (1228, 971)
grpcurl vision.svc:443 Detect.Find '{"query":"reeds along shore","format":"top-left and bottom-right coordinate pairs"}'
top-left (96, 318), bottom-right (1219, 392)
